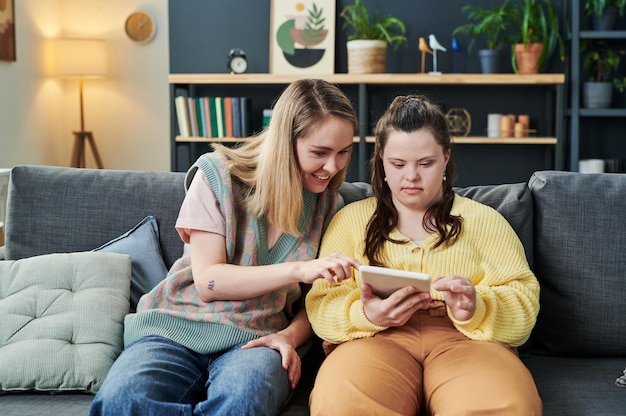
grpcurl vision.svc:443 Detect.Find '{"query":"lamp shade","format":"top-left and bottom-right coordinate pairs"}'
top-left (52, 39), bottom-right (107, 78)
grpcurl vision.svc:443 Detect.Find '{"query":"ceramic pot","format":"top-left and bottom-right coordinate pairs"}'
top-left (514, 43), bottom-right (543, 74)
top-left (583, 82), bottom-right (613, 109)
top-left (591, 6), bottom-right (619, 31)
top-left (479, 49), bottom-right (506, 74)
top-left (347, 40), bottom-right (387, 74)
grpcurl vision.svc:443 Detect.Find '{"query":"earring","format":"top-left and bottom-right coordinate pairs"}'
top-left (443, 173), bottom-right (447, 182)
top-left (384, 177), bottom-right (387, 182)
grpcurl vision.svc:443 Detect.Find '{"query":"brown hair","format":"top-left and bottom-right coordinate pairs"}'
top-left (213, 79), bottom-right (357, 236)
top-left (365, 95), bottom-right (462, 266)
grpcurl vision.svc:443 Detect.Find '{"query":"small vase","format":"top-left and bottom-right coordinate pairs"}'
top-left (591, 6), bottom-right (619, 31)
top-left (583, 82), bottom-right (613, 109)
top-left (514, 43), bottom-right (543, 74)
top-left (479, 49), bottom-right (505, 74)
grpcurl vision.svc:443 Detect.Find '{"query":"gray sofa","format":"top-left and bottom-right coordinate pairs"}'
top-left (0, 165), bottom-right (624, 415)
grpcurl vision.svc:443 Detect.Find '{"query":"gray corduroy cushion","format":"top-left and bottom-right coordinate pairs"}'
top-left (529, 171), bottom-right (626, 356)
top-left (5, 166), bottom-right (186, 268)
top-left (0, 252), bottom-right (131, 393)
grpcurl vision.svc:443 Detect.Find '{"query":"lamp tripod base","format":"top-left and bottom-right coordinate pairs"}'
top-left (70, 131), bottom-right (104, 169)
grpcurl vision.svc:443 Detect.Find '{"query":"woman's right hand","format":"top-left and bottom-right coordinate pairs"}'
top-left (360, 283), bottom-right (432, 327)
top-left (296, 253), bottom-right (361, 285)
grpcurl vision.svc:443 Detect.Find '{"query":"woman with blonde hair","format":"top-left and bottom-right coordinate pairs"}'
top-left (91, 79), bottom-right (360, 416)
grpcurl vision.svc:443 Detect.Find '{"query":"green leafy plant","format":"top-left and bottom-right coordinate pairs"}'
top-left (513, 0), bottom-right (565, 72)
top-left (452, 0), bottom-right (520, 53)
top-left (614, 76), bottom-right (626, 92)
top-left (582, 39), bottom-right (625, 82)
top-left (341, 0), bottom-right (407, 51)
top-left (584, 0), bottom-right (626, 17)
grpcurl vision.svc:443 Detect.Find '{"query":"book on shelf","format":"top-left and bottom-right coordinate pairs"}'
top-left (215, 97), bottom-right (225, 138)
top-left (209, 97), bottom-right (219, 138)
top-left (175, 95), bottom-right (252, 139)
top-left (194, 98), bottom-right (205, 138)
top-left (224, 96), bottom-right (234, 138)
top-left (187, 97), bottom-right (198, 137)
top-left (174, 96), bottom-right (191, 137)
top-left (202, 97), bottom-right (212, 137)
top-left (240, 97), bottom-right (252, 137)
top-left (232, 97), bottom-right (242, 138)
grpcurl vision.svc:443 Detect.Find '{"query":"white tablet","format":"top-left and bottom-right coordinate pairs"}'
top-left (359, 265), bottom-right (431, 298)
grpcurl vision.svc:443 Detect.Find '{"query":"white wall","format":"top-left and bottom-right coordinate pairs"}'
top-left (0, 0), bottom-right (170, 172)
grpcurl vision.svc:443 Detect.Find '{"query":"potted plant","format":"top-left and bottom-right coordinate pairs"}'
top-left (584, 0), bottom-right (626, 30)
top-left (582, 39), bottom-right (625, 108)
top-left (452, 0), bottom-right (519, 73)
top-left (512, 0), bottom-right (565, 74)
top-left (341, 0), bottom-right (407, 73)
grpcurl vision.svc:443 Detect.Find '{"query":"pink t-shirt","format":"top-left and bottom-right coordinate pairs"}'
top-left (175, 171), bottom-right (225, 244)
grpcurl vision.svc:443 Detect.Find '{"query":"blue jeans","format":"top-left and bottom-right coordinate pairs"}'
top-left (90, 335), bottom-right (291, 416)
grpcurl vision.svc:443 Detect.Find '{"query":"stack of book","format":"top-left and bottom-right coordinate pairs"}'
top-left (175, 96), bottom-right (252, 138)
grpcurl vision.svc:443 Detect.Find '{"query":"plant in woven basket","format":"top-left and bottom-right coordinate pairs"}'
top-left (341, 0), bottom-right (407, 51)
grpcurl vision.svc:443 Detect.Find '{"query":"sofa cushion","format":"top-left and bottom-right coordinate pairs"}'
top-left (455, 182), bottom-right (534, 266)
top-left (522, 355), bottom-right (626, 415)
top-left (93, 216), bottom-right (168, 312)
top-left (529, 171), bottom-right (626, 356)
top-left (4, 166), bottom-right (186, 268)
top-left (0, 252), bottom-right (131, 393)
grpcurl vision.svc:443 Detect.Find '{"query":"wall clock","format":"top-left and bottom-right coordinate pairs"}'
top-left (125, 11), bottom-right (157, 44)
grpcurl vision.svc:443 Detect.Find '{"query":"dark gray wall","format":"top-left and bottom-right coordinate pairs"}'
top-left (169, 0), bottom-right (567, 75)
top-left (168, 0), bottom-right (568, 186)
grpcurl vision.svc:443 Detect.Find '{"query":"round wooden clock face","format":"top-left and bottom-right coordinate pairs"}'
top-left (125, 11), bottom-right (157, 44)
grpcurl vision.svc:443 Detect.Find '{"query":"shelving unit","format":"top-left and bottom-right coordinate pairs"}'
top-left (569, 0), bottom-right (626, 171)
top-left (170, 73), bottom-right (565, 181)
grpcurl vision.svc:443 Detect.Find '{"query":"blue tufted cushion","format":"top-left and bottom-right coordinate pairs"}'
top-left (0, 252), bottom-right (131, 393)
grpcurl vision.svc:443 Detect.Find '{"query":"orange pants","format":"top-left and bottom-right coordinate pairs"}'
top-left (309, 310), bottom-right (541, 416)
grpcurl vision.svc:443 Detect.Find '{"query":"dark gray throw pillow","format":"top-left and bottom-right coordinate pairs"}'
top-left (93, 216), bottom-right (169, 312)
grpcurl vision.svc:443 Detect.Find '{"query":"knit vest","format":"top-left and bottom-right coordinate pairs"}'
top-left (124, 152), bottom-right (342, 354)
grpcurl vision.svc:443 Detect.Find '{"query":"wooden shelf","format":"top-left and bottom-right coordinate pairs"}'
top-left (170, 73), bottom-right (565, 86)
top-left (176, 136), bottom-right (557, 145)
top-left (170, 72), bottom-right (565, 178)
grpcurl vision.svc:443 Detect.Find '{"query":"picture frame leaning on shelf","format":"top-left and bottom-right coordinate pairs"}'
top-left (270, 0), bottom-right (336, 74)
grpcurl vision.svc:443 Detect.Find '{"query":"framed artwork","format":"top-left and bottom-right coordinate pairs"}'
top-left (270, 0), bottom-right (335, 74)
top-left (0, 0), bottom-right (16, 62)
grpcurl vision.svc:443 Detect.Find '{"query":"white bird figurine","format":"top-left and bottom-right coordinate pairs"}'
top-left (428, 34), bottom-right (446, 75)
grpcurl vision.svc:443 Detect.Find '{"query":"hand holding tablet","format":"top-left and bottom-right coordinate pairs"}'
top-left (359, 265), bottom-right (431, 298)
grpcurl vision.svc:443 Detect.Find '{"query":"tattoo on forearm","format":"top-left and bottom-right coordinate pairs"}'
top-left (207, 280), bottom-right (215, 291)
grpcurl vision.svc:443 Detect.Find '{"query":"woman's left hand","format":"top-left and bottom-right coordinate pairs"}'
top-left (433, 275), bottom-right (476, 321)
top-left (241, 333), bottom-right (301, 389)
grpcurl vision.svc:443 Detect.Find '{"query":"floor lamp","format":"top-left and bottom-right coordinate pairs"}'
top-left (52, 39), bottom-right (107, 169)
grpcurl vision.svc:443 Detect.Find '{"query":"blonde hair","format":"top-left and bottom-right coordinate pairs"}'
top-left (213, 79), bottom-right (357, 236)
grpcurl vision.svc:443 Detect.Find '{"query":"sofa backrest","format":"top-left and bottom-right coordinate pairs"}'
top-left (5, 166), bottom-right (534, 294)
top-left (338, 181), bottom-right (534, 266)
top-left (5, 166), bottom-right (186, 268)
top-left (528, 171), bottom-right (626, 357)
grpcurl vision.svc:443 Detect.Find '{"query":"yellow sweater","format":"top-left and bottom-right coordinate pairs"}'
top-left (306, 195), bottom-right (539, 347)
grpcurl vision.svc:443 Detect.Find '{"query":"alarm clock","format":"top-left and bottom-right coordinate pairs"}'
top-left (228, 49), bottom-right (248, 74)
